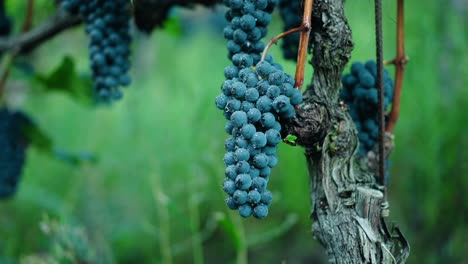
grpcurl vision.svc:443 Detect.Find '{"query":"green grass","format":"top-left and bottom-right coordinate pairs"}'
top-left (1, 0), bottom-right (467, 263)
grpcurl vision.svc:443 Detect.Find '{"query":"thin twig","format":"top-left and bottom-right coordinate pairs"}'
top-left (260, 27), bottom-right (305, 61)
top-left (386, 0), bottom-right (408, 133)
top-left (22, 0), bottom-right (35, 32)
top-left (294, 0), bottom-right (313, 90)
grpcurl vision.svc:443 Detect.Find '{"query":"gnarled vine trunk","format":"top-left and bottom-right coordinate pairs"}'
top-left (291, 0), bottom-right (410, 263)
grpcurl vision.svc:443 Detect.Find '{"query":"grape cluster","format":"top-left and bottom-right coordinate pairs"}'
top-left (61, 0), bottom-right (132, 101)
top-left (340, 60), bottom-right (394, 156)
top-left (278, 0), bottom-right (302, 60)
top-left (0, 109), bottom-right (31, 199)
top-left (217, 0), bottom-right (303, 219)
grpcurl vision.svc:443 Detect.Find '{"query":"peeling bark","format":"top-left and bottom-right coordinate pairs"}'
top-left (290, 0), bottom-right (410, 263)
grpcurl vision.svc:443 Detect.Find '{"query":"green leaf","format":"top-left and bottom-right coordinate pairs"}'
top-left (284, 134), bottom-right (298, 145)
top-left (35, 56), bottom-right (94, 106)
top-left (22, 117), bottom-right (97, 166)
top-left (162, 17), bottom-right (183, 37)
top-left (215, 212), bottom-right (244, 251)
top-left (22, 119), bottom-right (53, 154)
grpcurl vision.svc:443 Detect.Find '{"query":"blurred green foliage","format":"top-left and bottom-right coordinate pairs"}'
top-left (0, 0), bottom-right (467, 263)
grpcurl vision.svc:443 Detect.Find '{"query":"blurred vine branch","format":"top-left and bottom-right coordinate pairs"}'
top-left (0, 9), bottom-right (80, 54)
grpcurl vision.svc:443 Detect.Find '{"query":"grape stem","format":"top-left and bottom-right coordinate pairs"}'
top-left (260, 0), bottom-right (314, 91)
top-left (260, 27), bottom-right (304, 61)
top-left (385, 0), bottom-right (409, 133)
top-left (294, 0), bottom-right (313, 91)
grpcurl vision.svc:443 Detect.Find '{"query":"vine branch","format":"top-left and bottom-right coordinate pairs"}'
top-left (0, 9), bottom-right (80, 54)
top-left (294, 0), bottom-right (313, 91)
top-left (386, 0), bottom-right (408, 133)
top-left (0, 0), bottom-right (37, 100)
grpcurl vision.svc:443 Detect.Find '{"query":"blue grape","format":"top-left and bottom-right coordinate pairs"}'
top-left (225, 165), bottom-right (238, 180)
top-left (252, 177), bottom-right (267, 192)
top-left (215, 94), bottom-right (229, 109)
top-left (247, 108), bottom-right (262, 122)
top-left (235, 136), bottom-right (249, 148)
top-left (239, 204), bottom-right (253, 217)
top-left (253, 204), bottom-right (269, 219)
top-left (256, 61), bottom-right (273, 78)
top-left (226, 99), bottom-right (241, 113)
top-left (268, 71), bottom-right (284, 85)
top-left (225, 137), bottom-right (236, 151)
top-left (253, 153), bottom-right (269, 169)
top-left (265, 129), bottom-right (281, 145)
top-left (223, 179), bottom-right (236, 195)
top-left (241, 101), bottom-right (255, 112)
top-left (240, 14), bottom-right (256, 30)
top-left (259, 166), bottom-right (271, 177)
top-left (241, 124), bottom-right (256, 139)
top-left (224, 65), bottom-right (239, 79)
top-left (233, 190), bottom-right (248, 204)
top-left (256, 96), bottom-right (273, 112)
top-left (235, 174), bottom-right (252, 190)
top-left (231, 82), bottom-right (247, 98)
top-left (231, 111), bottom-right (248, 127)
top-left (233, 29), bottom-right (248, 44)
top-left (272, 95), bottom-right (290, 113)
top-left (260, 190), bottom-right (273, 205)
top-left (247, 190), bottom-right (262, 204)
top-left (235, 148), bottom-right (250, 161)
top-left (251, 132), bottom-right (267, 148)
top-left (267, 155), bottom-right (278, 167)
top-left (224, 152), bottom-right (236, 165)
top-left (245, 88), bottom-right (260, 102)
top-left (290, 89), bottom-right (303, 104)
top-left (263, 145), bottom-right (277, 155)
top-left (250, 168), bottom-right (260, 178)
top-left (226, 197), bottom-right (239, 210)
top-left (260, 112), bottom-right (276, 128)
top-left (236, 160), bottom-right (250, 173)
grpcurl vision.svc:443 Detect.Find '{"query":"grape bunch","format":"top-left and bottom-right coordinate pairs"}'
top-left (61, 0), bottom-right (132, 101)
top-left (340, 60), bottom-right (394, 156)
top-left (0, 109), bottom-right (31, 199)
top-left (278, 0), bottom-right (302, 60)
top-left (217, 0), bottom-right (303, 219)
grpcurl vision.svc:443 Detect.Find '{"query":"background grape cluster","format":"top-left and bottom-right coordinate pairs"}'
top-left (341, 60), bottom-right (394, 156)
top-left (278, 0), bottom-right (302, 60)
top-left (0, 0), bottom-right (12, 51)
top-left (61, 0), bottom-right (132, 101)
top-left (0, 109), bottom-right (31, 199)
top-left (217, 0), bottom-right (303, 219)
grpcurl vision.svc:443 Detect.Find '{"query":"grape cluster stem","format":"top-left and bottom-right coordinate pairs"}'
top-left (260, 0), bottom-right (314, 91)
